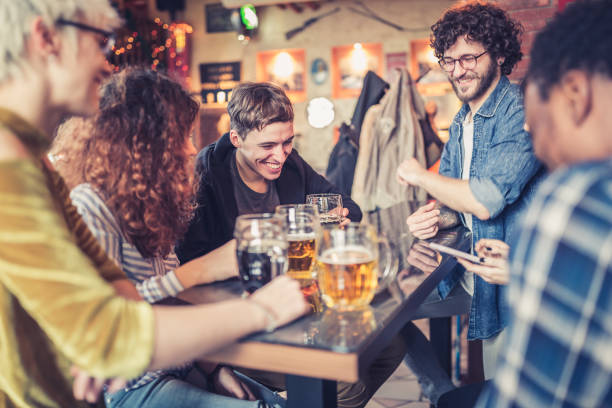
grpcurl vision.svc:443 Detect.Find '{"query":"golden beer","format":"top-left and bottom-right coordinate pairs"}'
top-left (287, 234), bottom-right (322, 312)
top-left (287, 234), bottom-right (316, 279)
top-left (317, 246), bottom-right (378, 310)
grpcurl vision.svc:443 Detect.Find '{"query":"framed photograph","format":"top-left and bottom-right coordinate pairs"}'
top-left (410, 39), bottom-right (452, 96)
top-left (331, 43), bottom-right (383, 99)
top-left (310, 58), bottom-right (329, 85)
top-left (256, 49), bottom-right (306, 103)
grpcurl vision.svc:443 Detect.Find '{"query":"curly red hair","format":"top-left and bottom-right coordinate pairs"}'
top-left (53, 68), bottom-right (199, 259)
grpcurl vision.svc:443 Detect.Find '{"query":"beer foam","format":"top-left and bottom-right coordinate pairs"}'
top-left (287, 233), bottom-right (316, 241)
top-left (319, 246), bottom-right (374, 264)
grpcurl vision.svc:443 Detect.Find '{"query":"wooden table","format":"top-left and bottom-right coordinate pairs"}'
top-left (179, 200), bottom-right (471, 408)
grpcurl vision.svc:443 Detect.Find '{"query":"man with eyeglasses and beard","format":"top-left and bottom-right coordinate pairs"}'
top-left (394, 3), bottom-right (544, 404)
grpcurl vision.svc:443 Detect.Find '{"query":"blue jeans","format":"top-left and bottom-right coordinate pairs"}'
top-left (105, 368), bottom-right (286, 408)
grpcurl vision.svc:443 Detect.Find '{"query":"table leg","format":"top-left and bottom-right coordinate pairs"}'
top-left (286, 375), bottom-right (337, 408)
top-left (430, 317), bottom-right (452, 377)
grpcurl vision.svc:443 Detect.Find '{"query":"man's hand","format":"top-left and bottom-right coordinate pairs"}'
top-left (339, 207), bottom-right (350, 226)
top-left (406, 202), bottom-right (440, 239)
top-left (212, 366), bottom-right (256, 400)
top-left (397, 158), bottom-right (426, 186)
top-left (406, 241), bottom-right (440, 274)
top-left (70, 366), bottom-right (126, 403)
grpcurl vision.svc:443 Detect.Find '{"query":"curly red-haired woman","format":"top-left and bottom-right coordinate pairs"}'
top-left (52, 68), bottom-right (301, 408)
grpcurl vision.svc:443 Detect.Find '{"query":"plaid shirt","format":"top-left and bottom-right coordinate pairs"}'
top-left (477, 158), bottom-right (612, 407)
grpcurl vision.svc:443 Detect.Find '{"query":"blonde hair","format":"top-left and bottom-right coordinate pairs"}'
top-left (0, 0), bottom-right (121, 82)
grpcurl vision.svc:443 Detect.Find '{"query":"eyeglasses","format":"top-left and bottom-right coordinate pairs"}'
top-left (439, 51), bottom-right (487, 72)
top-left (56, 18), bottom-right (116, 55)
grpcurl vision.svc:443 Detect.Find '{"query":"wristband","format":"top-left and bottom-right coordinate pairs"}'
top-left (247, 298), bottom-right (278, 333)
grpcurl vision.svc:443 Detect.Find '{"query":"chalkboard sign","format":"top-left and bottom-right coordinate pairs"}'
top-left (199, 62), bottom-right (241, 84)
top-left (205, 3), bottom-right (235, 33)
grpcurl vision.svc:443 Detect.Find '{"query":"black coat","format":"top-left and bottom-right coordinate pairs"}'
top-left (176, 133), bottom-right (363, 263)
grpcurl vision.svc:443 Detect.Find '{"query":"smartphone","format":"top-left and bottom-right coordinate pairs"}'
top-left (426, 242), bottom-right (484, 264)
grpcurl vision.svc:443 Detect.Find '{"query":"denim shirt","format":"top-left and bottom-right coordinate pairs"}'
top-left (438, 76), bottom-right (544, 340)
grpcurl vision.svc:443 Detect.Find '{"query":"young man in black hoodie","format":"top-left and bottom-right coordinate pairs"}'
top-left (177, 82), bottom-right (362, 262)
top-left (177, 82), bottom-right (405, 408)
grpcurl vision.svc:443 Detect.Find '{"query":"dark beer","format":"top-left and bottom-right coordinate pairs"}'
top-left (237, 239), bottom-right (287, 294)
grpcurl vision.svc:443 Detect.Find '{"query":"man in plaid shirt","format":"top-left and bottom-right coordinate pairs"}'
top-left (477, 0), bottom-right (612, 406)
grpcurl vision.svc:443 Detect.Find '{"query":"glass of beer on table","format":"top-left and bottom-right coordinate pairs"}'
top-left (317, 224), bottom-right (394, 310)
top-left (306, 193), bottom-right (345, 225)
top-left (275, 204), bottom-right (323, 312)
top-left (234, 213), bottom-right (288, 294)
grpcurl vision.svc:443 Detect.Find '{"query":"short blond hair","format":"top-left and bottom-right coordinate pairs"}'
top-left (0, 0), bottom-right (121, 83)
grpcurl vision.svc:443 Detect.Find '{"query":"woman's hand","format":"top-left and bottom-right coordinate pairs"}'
top-left (70, 365), bottom-right (126, 403)
top-left (176, 239), bottom-right (239, 288)
top-left (249, 275), bottom-right (310, 330)
top-left (456, 239), bottom-right (510, 285)
top-left (212, 366), bottom-right (256, 400)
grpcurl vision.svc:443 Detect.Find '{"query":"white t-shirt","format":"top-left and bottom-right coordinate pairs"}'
top-left (460, 113), bottom-right (475, 296)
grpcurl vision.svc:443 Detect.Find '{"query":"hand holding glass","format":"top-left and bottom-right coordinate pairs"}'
top-left (306, 193), bottom-right (344, 225)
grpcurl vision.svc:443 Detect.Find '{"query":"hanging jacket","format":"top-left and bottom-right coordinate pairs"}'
top-left (353, 68), bottom-right (428, 211)
top-left (325, 71), bottom-right (388, 196)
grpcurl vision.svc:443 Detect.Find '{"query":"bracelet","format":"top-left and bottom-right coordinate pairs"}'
top-left (247, 298), bottom-right (278, 333)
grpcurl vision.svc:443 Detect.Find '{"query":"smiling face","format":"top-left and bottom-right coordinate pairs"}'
top-left (51, 19), bottom-right (112, 116)
top-left (445, 36), bottom-right (500, 108)
top-left (232, 121), bottom-right (294, 184)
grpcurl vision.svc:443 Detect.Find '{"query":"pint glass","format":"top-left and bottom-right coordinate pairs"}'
top-left (306, 193), bottom-right (344, 225)
top-left (234, 213), bottom-right (288, 294)
top-left (275, 204), bottom-right (322, 311)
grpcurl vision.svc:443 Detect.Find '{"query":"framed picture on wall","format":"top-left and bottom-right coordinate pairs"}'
top-left (331, 43), bottom-right (383, 99)
top-left (256, 49), bottom-right (306, 103)
top-left (410, 39), bottom-right (452, 96)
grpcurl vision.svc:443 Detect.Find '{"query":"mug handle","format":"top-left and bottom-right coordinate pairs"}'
top-left (376, 234), bottom-right (398, 293)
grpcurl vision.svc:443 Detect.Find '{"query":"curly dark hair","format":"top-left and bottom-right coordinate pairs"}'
top-left (430, 2), bottom-right (523, 76)
top-left (228, 82), bottom-right (294, 139)
top-left (527, 0), bottom-right (612, 100)
top-left (53, 68), bottom-right (199, 259)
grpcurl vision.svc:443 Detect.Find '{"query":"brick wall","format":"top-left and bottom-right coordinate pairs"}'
top-left (495, 0), bottom-right (559, 81)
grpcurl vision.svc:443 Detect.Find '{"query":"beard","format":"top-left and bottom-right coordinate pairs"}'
top-left (451, 59), bottom-right (498, 104)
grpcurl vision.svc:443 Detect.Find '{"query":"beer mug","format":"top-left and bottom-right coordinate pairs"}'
top-left (317, 224), bottom-right (394, 310)
top-left (274, 205), bottom-right (320, 280)
top-left (306, 193), bottom-right (344, 225)
top-left (275, 204), bottom-right (323, 312)
top-left (234, 213), bottom-right (288, 294)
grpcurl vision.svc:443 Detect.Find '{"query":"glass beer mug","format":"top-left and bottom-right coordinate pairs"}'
top-left (234, 213), bottom-right (288, 294)
top-left (275, 204), bottom-right (323, 312)
top-left (306, 193), bottom-right (344, 225)
top-left (317, 224), bottom-right (393, 310)
top-left (274, 205), bottom-right (320, 280)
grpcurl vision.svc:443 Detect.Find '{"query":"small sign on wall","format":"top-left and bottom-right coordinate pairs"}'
top-left (200, 62), bottom-right (241, 83)
top-left (199, 61), bottom-right (241, 104)
top-left (205, 3), bottom-right (235, 33)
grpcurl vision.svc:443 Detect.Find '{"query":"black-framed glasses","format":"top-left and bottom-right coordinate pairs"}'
top-left (439, 51), bottom-right (487, 72)
top-left (56, 18), bottom-right (116, 55)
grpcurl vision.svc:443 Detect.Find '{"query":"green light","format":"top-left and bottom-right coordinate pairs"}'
top-left (240, 4), bottom-right (258, 30)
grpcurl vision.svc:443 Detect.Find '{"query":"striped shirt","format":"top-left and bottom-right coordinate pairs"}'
top-left (70, 183), bottom-right (191, 390)
top-left (70, 184), bottom-right (185, 303)
top-left (477, 159), bottom-right (612, 407)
